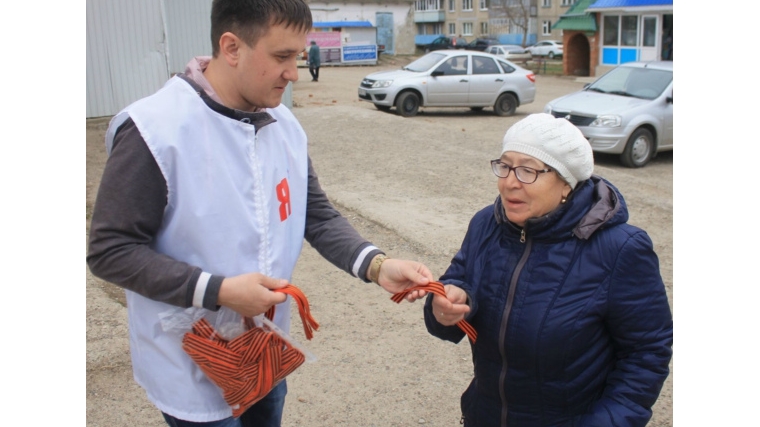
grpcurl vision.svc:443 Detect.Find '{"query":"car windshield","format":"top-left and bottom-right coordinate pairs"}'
top-left (403, 53), bottom-right (446, 72)
top-left (586, 66), bottom-right (672, 100)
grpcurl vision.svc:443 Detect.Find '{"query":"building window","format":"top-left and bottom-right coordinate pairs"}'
top-left (621, 15), bottom-right (638, 46)
top-left (463, 22), bottom-right (473, 35)
top-left (462, 0), bottom-right (473, 11)
top-left (481, 21), bottom-right (488, 34)
top-left (642, 16), bottom-right (656, 47)
top-left (449, 23), bottom-right (456, 34)
top-left (416, 0), bottom-right (443, 11)
top-left (479, 0), bottom-right (487, 10)
top-left (542, 20), bottom-right (551, 35)
top-left (560, 0), bottom-right (574, 5)
top-left (542, 0), bottom-right (551, 6)
top-left (603, 15), bottom-right (619, 45)
top-left (603, 15), bottom-right (639, 46)
top-left (449, 0), bottom-right (456, 11)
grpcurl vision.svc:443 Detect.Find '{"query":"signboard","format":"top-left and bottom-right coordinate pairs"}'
top-left (342, 44), bottom-right (378, 63)
top-left (307, 32), bottom-right (341, 48)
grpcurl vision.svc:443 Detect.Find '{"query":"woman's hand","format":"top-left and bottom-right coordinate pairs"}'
top-left (431, 285), bottom-right (470, 326)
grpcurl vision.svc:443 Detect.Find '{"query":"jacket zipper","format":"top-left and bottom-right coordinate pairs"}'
top-left (498, 227), bottom-right (531, 427)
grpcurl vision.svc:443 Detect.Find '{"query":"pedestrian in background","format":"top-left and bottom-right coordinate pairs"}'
top-left (87, 0), bottom-right (432, 426)
top-left (308, 40), bottom-right (320, 82)
top-left (425, 113), bottom-right (673, 426)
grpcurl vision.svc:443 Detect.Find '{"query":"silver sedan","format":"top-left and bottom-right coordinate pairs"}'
top-left (544, 61), bottom-right (673, 168)
top-left (485, 45), bottom-right (532, 64)
top-left (358, 50), bottom-right (536, 117)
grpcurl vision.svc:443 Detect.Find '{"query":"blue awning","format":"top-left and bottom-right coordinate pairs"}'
top-left (313, 21), bottom-right (373, 28)
top-left (587, 0), bottom-right (672, 10)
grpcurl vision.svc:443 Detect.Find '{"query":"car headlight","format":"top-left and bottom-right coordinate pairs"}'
top-left (543, 105), bottom-right (552, 114)
top-left (590, 114), bottom-right (621, 127)
top-left (372, 80), bottom-right (393, 88)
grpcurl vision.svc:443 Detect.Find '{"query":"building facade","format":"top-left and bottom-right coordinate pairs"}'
top-left (414, 0), bottom-right (540, 48)
top-left (554, 0), bottom-right (672, 77)
top-left (535, 0), bottom-right (577, 42)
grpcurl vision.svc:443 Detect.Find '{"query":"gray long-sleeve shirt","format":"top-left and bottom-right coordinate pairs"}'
top-left (87, 75), bottom-right (382, 311)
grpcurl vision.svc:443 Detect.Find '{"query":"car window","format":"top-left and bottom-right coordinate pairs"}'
top-left (472, 56), bottom-right (500, 75)
top-left (405, 52), bottom-right (446, 72)
top-left (498, 60), bottom-right (515, 74)
top-left (435, 56), bottom-right (468, 76)
top-left (588, 66), bottom-right (673, 100)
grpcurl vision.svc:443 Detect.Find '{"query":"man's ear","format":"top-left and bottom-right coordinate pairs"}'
top-left (218, 32), bottom-right (242, 67)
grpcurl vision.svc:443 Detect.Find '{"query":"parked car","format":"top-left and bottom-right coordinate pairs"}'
top-left (358, 50), bottom-right (536, 117)
top-left (463, 37), bottom-right (500, 52)
top-left (543, 61), bottom-right (673, 168)
top-left (526, 40), bottom-right (563, 58)
top-left (485, 45), bottom-right (532, 64)
top-left (424, 36), bottom-right (467, 52)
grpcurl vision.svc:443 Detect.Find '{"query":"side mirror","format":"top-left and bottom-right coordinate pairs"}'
top-left (431, 71), bottom-right (444, 77)
top-left (666, 92), bottom-right (673, 103)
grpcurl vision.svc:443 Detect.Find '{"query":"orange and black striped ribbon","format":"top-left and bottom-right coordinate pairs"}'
top-left (391, 281), bottom-right (477, 343)
top-left (182, 283), bottom-right (317, 417)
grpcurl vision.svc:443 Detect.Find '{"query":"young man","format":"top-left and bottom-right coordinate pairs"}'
top-left (307, 40), bottom-right (320, 81)
top-left (87, 1), bottom-right (430, 426)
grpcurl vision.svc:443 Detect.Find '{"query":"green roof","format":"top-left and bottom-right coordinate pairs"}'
top-left (553, 0), bottom-right (597, 31)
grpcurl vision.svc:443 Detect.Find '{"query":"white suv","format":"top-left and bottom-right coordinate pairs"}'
top-left (526, 40), bottom-right (563, 59)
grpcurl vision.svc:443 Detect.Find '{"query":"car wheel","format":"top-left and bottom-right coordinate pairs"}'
top-left (374, 104), bottom-right (391, 112)
top-left (548, 51), bottom-right (555, 59)
top-left (493, 93), bottom-right (517, 116)
top-left (620, 128), bottom-right (654, 168)
top-left (395, 91), bottom-right (420, 117)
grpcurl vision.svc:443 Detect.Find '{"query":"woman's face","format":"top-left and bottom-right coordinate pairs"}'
top-left (497, 151), bottom-right (572, 227)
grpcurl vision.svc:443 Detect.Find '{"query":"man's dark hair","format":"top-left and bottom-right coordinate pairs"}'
top-left (210, 0), bottom-right (313, 57)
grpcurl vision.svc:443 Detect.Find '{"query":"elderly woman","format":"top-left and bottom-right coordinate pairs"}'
top-left (424, 114), bottom-right (672, 427)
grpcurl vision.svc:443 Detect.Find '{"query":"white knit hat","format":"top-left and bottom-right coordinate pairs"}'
top-left (501, 113), bottom-right (593, 189)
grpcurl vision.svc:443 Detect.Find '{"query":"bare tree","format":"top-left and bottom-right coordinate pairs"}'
top-left (489, 0), bottom-right (534, 47)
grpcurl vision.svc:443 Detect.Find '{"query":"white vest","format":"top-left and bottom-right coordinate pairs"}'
top-left (106, 77), bottom-right (308, 421)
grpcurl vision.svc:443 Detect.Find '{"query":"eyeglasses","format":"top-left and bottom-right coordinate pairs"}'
top-left (490, 160), bottom-right (553, 184)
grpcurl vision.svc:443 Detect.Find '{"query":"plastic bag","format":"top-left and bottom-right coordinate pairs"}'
top-left (158, 289), bottom-right (318, 416)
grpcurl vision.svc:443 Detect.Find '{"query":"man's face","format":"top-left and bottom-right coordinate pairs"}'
top-left (234, 23), bottom-right (307, 110)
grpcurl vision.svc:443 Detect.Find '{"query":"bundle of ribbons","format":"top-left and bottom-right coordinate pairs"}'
top-left (391, 280), bottom-right (477, 343)
top-left (182, 284), bottom-right (318, 417)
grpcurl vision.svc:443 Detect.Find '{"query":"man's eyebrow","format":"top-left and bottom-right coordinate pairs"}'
top-left (274, 48), bottom-right (302, 55)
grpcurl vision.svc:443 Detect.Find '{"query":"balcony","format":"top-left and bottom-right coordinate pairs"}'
top-left (414, 9), bottom-right (445, 23)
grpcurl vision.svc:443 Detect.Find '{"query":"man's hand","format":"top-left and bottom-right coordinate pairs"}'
top-left (217, 273), bottom-right (289, 317)
top-left (431, 284), bottom-right (470, 326)
top-left (374, 258), bottom-right (434, 302)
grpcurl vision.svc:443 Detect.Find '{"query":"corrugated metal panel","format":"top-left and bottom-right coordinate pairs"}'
top-left (164, 0), bottom-right (213, 74)
top-left (86, 0), bottom-right (170, 118)
top-left (87, 0), bottom-right (295, 118)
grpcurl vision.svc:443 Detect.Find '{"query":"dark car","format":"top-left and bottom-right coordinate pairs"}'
top-left (464, 38), bottom-right (500, 52)
top-left (424, 36), bottom-right (467, 52)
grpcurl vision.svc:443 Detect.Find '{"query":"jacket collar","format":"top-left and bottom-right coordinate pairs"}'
top-left (493, 175), bottom-right (626, 240)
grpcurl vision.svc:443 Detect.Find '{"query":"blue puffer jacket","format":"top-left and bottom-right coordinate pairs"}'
top-left (424, 175), bottom-right (672, 427)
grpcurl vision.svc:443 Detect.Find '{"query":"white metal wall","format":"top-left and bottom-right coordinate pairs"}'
top-left (164, 0), bottom-right (214, 74)
top-left (87, 0), bottom-right (216, 118)
top-left (87, 0), bottom-right (170, 118)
